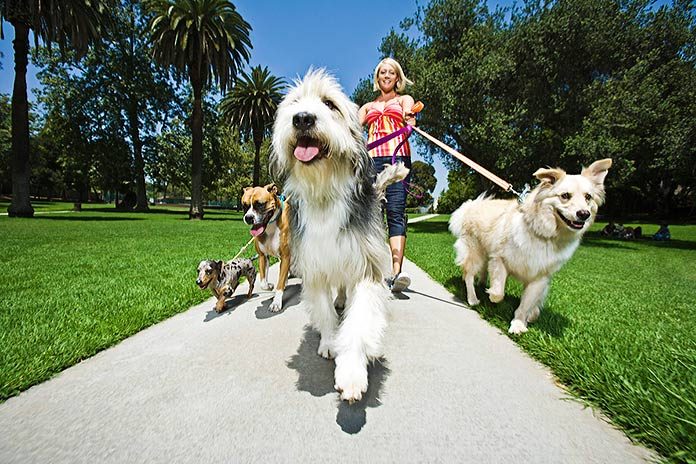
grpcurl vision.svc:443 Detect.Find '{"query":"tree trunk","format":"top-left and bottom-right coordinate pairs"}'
top-left (253, 138), bottom-right (262, 186)
top-left (7, 22), bottom-right (34, 218)
top-left (128, 101), bottom-right (149, 211)
top-left (189, 79), bottom-right (204, 219)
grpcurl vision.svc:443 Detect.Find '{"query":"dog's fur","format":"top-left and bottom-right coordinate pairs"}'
top-left (271, 69), bottom-right (407, 402)
top-left (241, 184), bottom-right (291, 312)
top-left (449, 159), bottom-right (612, 334)
top-left (196, 258), bottom-right (257, 313)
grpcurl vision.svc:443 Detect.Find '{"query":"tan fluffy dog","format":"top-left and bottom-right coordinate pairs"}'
top-left (241, 184), bottom-right (291, 312)
top-left (449, 159), bottom-right (612, 335)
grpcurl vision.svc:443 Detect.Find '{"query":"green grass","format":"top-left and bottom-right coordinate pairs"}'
top-left (1, 205), bottom-right (694, 462)
top-left (407, 216), bottom-right (696, 463)
top-left (0, 206), bottom-right (252, 401)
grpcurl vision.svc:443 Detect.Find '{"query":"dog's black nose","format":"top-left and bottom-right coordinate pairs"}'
top-left (293, 112), bottom-right (316, 130)
top-left (196, 279), bottom-right (202, 285)
top-left (577, 210), bottom-right (591, 221)
top-left (244, 214), bottom-right (254, 224)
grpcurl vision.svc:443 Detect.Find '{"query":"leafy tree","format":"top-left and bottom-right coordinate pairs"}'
top-left (406, 160), bottom-right (437, 208)
top-left (0, 94), bottom-right (10, 194)
top-left (436, 167), bottom-right (479, 214)
top-left (0, 0), bottom-right (111, 217)
top-left (370, 0), bottom-right (696, 216)
top-left (146, 117), bottom-right (191, 200)
top-left (146, 0), bottom-right (252, 219)
top-left (91, 0), bottom-right (177, 210)
top-left (220, 65), bottom-right (285, 186)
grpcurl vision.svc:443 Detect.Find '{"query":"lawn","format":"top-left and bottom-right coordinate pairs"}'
top-left (407, 216), bottom-right (696, 464)
top-left (0, 205), bottom-right (251, 401)
top-left (1, 206), bottom-right (694, 462)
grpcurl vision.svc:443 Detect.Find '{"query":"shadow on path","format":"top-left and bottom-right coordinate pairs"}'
top-left (202, 293), bottom-right (252, 322)
top-left (286, 326), bottom-right (390, 434)
top-left (254, 283), bottom-right (301, 319)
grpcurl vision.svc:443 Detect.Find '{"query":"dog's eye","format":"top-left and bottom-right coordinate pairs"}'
top-left (560, 192), bottom-right (571, 201)
top-left (254, 201), bottom-right (265, 209)
top-left (585, 193), bottom-right (592, 202)
top-left (206, 269), bottom-right (211, 274)
top-left (323, 99), bottom-right (337, 111)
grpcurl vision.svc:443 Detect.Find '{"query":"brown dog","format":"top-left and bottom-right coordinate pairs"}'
top-left (241, 184), bottom-right (291, 312)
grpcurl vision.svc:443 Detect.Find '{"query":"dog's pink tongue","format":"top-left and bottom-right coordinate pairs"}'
top-left (294, 137), bottom-right (320, 162)
top-left (250, 224), bottom-right (265, 237)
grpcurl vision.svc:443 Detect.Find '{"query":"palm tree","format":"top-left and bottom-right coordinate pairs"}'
top-left (146, 0), bottom-right (251, 219)
top-left (220, 65), bottom-right (285, 186)
top-left (0, 0), bottom-right (110, 217)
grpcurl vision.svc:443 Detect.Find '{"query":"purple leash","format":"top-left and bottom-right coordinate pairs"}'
top-left (367, 124), bottom-right (423, 199)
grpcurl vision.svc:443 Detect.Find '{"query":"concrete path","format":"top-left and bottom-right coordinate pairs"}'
top-left (0, 262), bottom-right (655, 463)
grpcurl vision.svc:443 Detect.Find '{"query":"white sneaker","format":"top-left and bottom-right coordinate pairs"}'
top-left (390, 272), bottom-right (411, 293)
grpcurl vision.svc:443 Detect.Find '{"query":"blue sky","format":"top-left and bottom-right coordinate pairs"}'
top-left (0, 0), bottom-right (512, 199)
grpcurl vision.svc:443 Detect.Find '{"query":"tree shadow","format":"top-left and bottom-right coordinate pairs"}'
top-left (254, 283), bottom-right (302, 319)
top-left (286, 326), bottom-right (390, 434)
top-left (583, 232), bottom-right (696, 251)
top-left (33, 215), bottom-right (144, 222)
top-left (408, 221), bottom-right (449, 235)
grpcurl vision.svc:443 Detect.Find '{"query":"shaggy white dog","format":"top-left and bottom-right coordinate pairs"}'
top-left (271, 69), bottom-right (406, 402)
top-left (449, 159), bottom-right (612, 335)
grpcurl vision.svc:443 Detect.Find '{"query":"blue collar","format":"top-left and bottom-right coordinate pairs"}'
top-left (268, 194), bottom-right (285, 224)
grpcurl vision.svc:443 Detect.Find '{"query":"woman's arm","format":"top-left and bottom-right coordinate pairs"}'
top-left (401, 94), bottom-right (416, 126)
top-left (358, 102), bottom-right (371, 126)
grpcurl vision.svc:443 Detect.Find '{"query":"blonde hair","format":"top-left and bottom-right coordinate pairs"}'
top-left (373, 58), bottom-right (413, 93)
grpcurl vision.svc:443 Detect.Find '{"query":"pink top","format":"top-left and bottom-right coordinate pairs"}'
top-left (365, 101), bottom-right (411, 157)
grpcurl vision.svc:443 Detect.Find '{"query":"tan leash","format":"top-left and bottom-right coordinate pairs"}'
top-left (411, 126), bottom-right (513, 193)
top-left (406, 102), bottom-right (527, 200)
top-left (232, 236), bottom-right (255, 261)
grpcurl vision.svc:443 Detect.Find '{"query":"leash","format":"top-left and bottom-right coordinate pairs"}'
top-left (232, 236), bottom-right (255, 261)
top-left (367, 100), bottom-right (528, 202)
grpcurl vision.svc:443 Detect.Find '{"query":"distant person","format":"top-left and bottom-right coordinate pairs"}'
top-left (653, 224), bottom-right (671, 241)
top-left (358, 58), bottom-right (417, 293)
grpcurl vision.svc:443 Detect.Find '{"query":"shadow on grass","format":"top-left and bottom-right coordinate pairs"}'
top-left (583, 232), bottom-right (696, 251)
top-left (408, 220), bottom-right (449, 235)
top-left (445, 275), bottom-right (570, 338)
top-left (286, 326), bottom-right (390, 434)
top-left (33, 215), bottom-right (144, 222)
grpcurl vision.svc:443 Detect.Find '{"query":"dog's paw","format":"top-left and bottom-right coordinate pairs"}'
top-left (214, 305), bottom-right (225, 313)
top-left (334, 356), bottom-right (368, 403)
top-left (508, 319), bottom-right (528, 335)
top-left (488, 293), bottom-right (504, 304)
top-left (317, 340), bottom-right (335, 359)
top-left (260, 282), bottom-right (274, 291)
top-left (467, 295), bottom-right (480, 306)
top-left (269, 291), bottom-right (284, 312)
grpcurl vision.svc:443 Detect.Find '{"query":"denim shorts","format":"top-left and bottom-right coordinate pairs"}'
top-left (372, 156), bottom-right (411, 237)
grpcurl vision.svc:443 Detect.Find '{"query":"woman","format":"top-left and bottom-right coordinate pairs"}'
top-left (358, 57), bottom-right (416, 293)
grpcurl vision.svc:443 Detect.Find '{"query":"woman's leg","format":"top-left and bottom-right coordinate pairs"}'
top-left (389, 235), bottom-right (406, 276)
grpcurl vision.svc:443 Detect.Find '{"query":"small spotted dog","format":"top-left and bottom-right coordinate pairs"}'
top-left (196, 258), bottom-right (257, 313)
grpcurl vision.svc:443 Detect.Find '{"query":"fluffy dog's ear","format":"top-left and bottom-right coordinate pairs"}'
top-left (534, 167), bottom-right (566, 185)
top-left (215, 260), bottom-right (223, 270)
top-left (265, 183), bottom-right (278, 194)
top-left (581, 158), bottom-right (612, 186)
